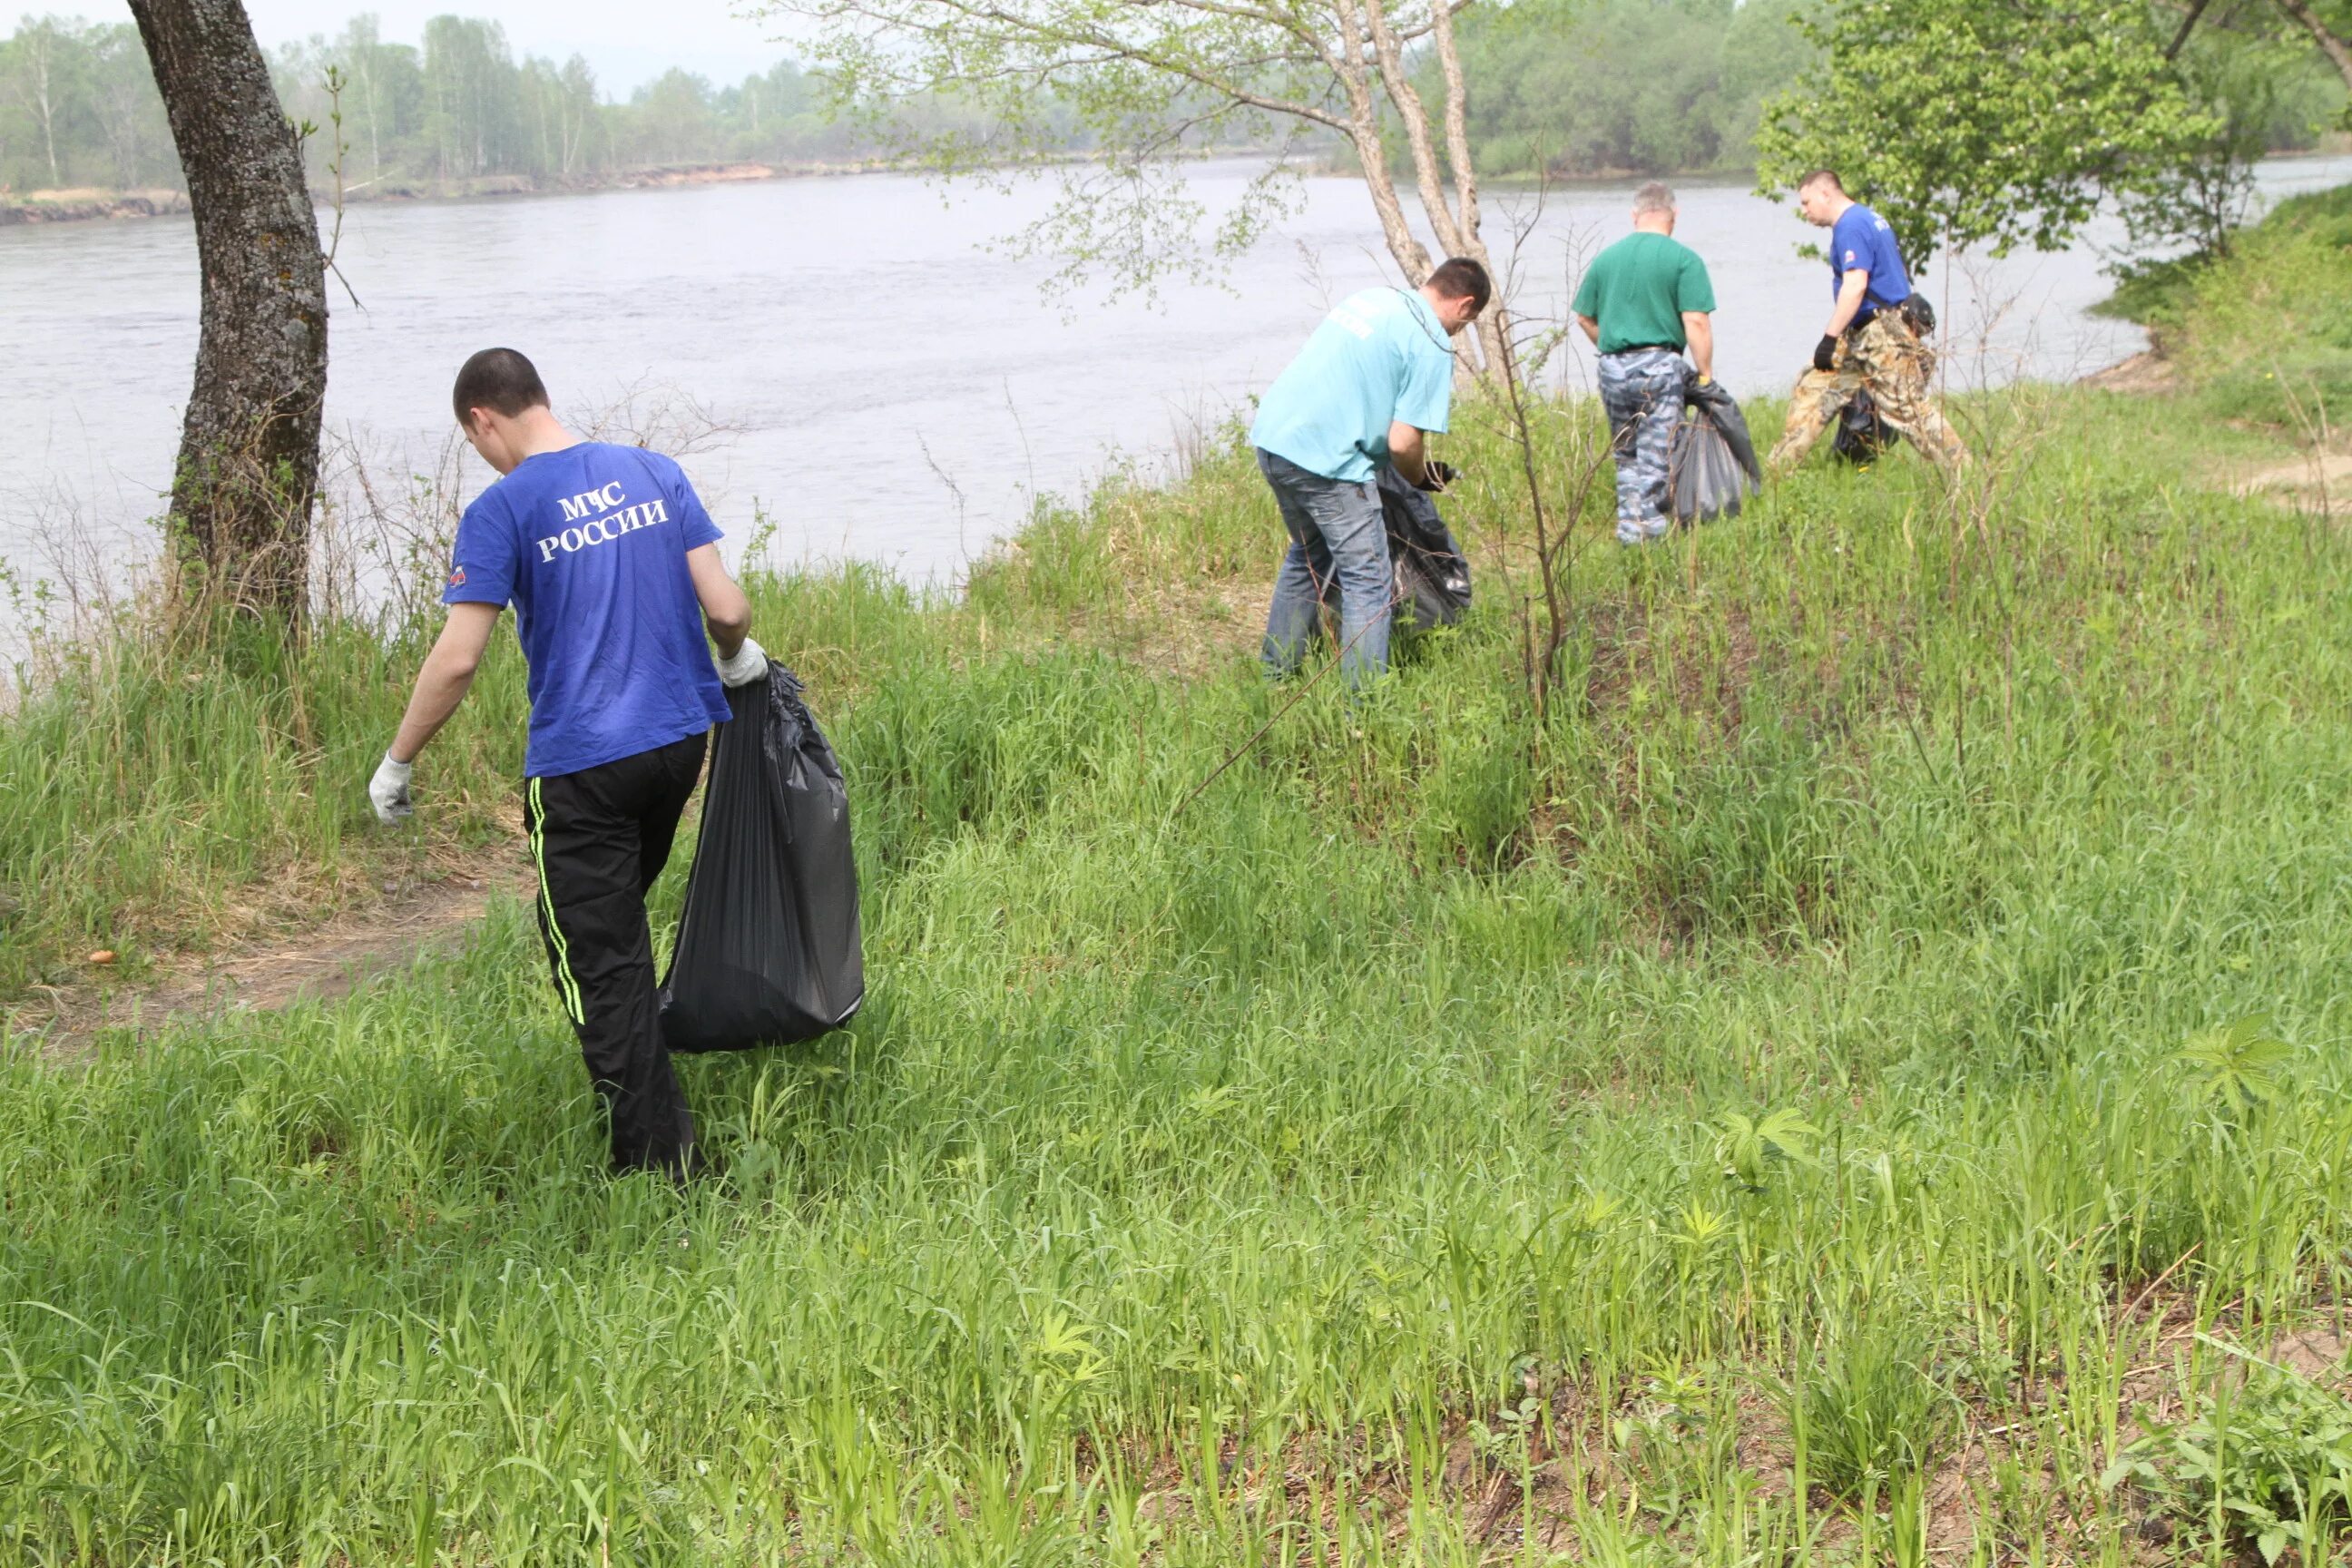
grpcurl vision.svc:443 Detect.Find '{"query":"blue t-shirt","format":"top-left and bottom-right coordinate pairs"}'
top-left (442, 442), bottom-right (731, 779)
top-left (1250, 287), bottom-right (1455, 483)
top-left (1830, 203), bottom-right (1912, 314)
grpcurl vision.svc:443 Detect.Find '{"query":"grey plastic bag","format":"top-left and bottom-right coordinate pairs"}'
top-left (1668, 378), bottom-right (1761, 525)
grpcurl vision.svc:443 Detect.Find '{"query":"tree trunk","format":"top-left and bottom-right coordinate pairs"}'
top-left (127, 0), bottom-right (327, 622)
top-left (1358, 0), bottom-right (1512, 384)
top-left (30, 32), bottom-right (62, 187)
top-left (1328, 0), bottom-right (1436, 288)
top-left (1426, 0), bottom-right (1514, 383)
top-left (2274, 0), bottom-right (2352, 91)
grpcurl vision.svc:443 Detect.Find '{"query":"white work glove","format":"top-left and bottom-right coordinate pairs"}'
top-left (368, 753), bottom-right (414, 824)
top-left (714, 637), bottom-right (769, 689)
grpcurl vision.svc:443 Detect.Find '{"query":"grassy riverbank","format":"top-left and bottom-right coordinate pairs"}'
top-left (2100, 178), bottom-right (2352, 426)
top-left (4, 287), bottom-right (2350, 1559)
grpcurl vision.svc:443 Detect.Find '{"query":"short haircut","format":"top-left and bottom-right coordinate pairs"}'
top-left (1798, 168), bottom-right (1845, 196)
top-left (1426, 256), bottom-right (1492, 312)
top-left (1632, 181), bottom-right (1676, 215)
top-left (451, 348), bottom-right (550, 426)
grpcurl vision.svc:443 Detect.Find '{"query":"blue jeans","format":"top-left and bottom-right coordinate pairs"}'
top-left (1258, 447), bottom-right (1392, 690)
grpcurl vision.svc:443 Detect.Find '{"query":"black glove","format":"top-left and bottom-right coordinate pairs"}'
top-left (1812, 334), bottom-right (1839, 374)
top-left (1415, 459), bottom-right (1456, 494)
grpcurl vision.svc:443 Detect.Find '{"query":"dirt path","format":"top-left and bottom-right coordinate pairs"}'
top-left (14, 863), bottom-right (535, 1066)
top-left (2233, 448), bottom-right (2352, 510)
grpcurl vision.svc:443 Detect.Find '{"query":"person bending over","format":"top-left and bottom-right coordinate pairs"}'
top-left (368, 348), bottom-right (768, 1180)
top-left (1249, 257), bottom-right (1489, 691)
top-left (1766, 170), bottom-right (1968, 476)
top-left (1573, 181), bottom-right (1718, 544)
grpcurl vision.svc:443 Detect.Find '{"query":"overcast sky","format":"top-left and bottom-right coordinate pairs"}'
top-left (82, 1), bottom-right (800, 95)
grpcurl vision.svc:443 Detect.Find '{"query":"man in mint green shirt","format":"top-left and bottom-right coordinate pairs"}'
top-left (1250, 257), bottom-right (1488, 689)
top-left (1573, 182), bottom-right (1718, 544)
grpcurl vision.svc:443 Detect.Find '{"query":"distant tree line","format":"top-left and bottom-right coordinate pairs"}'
top-left (0, 11), bottom-right (961, 195)
top-left (0, 5), bottom-right (2340, 197)
top-left (1445, 0), bottom-right (2343, 180)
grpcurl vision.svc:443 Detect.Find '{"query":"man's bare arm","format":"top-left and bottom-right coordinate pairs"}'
top-left (1683, 312), bottom-right (1714, 380)
top-left (686, 543), bottom-right (751, 660)
top-left (389, 603), bottom-right (501, 763)
top-left (1824, 270), bottom-right (1871, 338)
top-left (1387, 420), bottom-right (1429, 487)
top-left (1575, 313), bottom-right (1602, 346)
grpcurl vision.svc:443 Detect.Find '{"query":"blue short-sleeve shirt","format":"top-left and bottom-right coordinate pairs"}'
top-left (442, 442), bottom-right (732, 779)
top-left (1830, 203), bottom-right (1913, 313)
top-left (1250, 287), bottom-right (1457, 483)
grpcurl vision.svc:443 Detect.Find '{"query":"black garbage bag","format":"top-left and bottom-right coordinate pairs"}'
top-left (1374, 464), bottom-right (1472, 630)
top-left (1832, 388), bottom-right (1899, 466)
top-left (1668, 377), bottom-right (1761, 525)
top-left (658, 662), bottom-right (863, 1053)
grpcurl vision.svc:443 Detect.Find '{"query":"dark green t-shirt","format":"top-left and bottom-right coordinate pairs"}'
top-left (1571, 231), bottom-right (1717, 354)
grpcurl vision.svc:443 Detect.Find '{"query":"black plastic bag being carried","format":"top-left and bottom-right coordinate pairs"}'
top-left (1668, 377), bottom-right (1762, 526)
top-left (1832, 388), bottom-right (1900, 466)
top-left (1373, 464), bottom-right (1473, 631)
top-left (658, 662), bottom-right (863, 1053)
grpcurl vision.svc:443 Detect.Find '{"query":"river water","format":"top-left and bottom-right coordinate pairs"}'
top-left (3, 155), bottom-right (2347, 613)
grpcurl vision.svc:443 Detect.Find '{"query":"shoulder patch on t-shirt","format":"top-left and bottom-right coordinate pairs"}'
top-left (447, 565), bottom-right (466, 587)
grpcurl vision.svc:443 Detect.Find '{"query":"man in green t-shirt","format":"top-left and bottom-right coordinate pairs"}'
top-left (1573, 181), bottom-right (1719, 544)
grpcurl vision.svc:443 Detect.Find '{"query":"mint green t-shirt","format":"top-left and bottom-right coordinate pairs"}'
top-left (1571, 232), bottom-right (1717, 355)
top-left (1250, 288), bottom-right (1456, 483)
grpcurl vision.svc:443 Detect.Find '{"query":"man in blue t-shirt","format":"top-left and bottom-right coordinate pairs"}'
top-left (1766, 169), bottom-right (1967, 475)
top-left (1250, 257), bottom-right (1488, 689)
top-left (367, 348), bottom-right (767, 1179)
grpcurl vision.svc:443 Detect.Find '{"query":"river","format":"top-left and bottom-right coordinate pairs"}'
top-left (3, 154), bottom-right (2347, 619)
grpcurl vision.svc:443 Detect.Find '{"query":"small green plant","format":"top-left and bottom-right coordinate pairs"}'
top-left (1612, 1365), bottom-right (1730, 1524)
top-left (2105, 1351), bottom-right (2352, 1564)
top-left (1715, 1107), bottom-right (1821, 1191)
top-left (2176, 1014), bottom-right (2293, 1117)
top-left (1775, 1316), bottom-right (1955, 1499)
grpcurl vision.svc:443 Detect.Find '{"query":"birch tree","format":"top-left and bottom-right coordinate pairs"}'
top-left (752, 0), bottom-right (1514, 376)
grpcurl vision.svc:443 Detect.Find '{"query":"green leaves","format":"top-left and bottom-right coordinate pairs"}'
top-left (1753, 0), bottom-right (2219, 266)
top-left (1715, 1107), bottom-right (1820, 1191)
top-left (2177, 1014), bottom-right (2295, 1116)
top-left (2106, 1355), bottom-right (2352, 1562)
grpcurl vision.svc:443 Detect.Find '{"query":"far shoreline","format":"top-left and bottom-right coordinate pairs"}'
top-left (12, 143), bottom-right (2344, 231)
top-left (0, 159), bottom-right (924, 229)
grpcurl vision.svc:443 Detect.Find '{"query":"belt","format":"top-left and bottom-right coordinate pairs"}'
top-left (1847, 302), bottom-right (1910, 335)
top-left (1605, 343), bottom-right (1682, 356)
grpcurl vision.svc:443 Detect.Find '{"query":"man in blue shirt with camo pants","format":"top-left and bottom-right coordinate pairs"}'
top-left (1768, 169), bottom-right (1968, 476)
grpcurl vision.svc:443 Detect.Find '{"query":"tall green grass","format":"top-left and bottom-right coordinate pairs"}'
top-left (3, 370), bottom-right (2350, 1561)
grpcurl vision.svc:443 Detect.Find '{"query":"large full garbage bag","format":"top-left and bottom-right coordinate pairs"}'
top-left (658, 662), bottom-right (863, 1053)
top-left (1668, 377), bottom-right (1762, 525)
top-left (1374, 464), bottom-right (1473, 631)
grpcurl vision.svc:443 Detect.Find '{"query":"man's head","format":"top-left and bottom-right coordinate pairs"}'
top-left (1796, 169), bottom-right (1850, 228)
top-left (1632, 181), bottom-right (1676, 235)
top-left (1421, 257), bottom-right (1491, 336)
top-left (451, 348), bottom-right (557, 474)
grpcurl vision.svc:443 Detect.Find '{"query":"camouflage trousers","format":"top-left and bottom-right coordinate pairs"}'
top-left (1597, 346), bottom-right (1690, 544)
top-left (1767, 313), bottom-right (1969, 476)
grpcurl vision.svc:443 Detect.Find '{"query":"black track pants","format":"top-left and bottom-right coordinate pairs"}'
top-left (523, 732), bottom-right (708, 1174)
